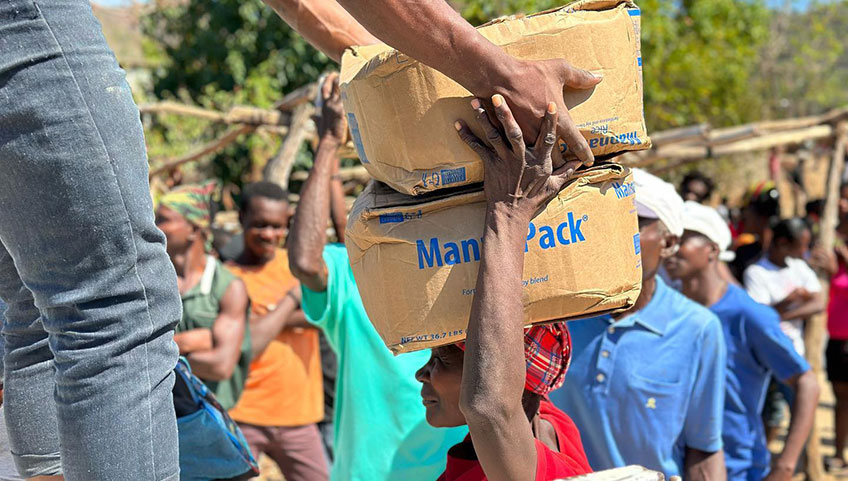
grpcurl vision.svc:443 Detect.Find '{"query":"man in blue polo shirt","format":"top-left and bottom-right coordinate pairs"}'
top-left (550, 169), bottom-right (727, 480)
top-left (665, 201), bottom-right (819, 481)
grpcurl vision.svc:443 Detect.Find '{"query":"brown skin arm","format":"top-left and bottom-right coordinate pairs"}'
top-left (265, 0), bottom-right (602, 165)
top-left (260, 0), bottom-right (378, 62)
top-left (764, 370), bottom-right (820, 481)
top-left (248, 287), bottom-right (310, 358)
top-left (289, 75), bottom-right (347, 293)
top-left (777, 291), bottom-right (824, 321)
top-left (456, 96), bottom-right (573, 480)
top-left (185, 279), bottom-right (249, 382)
top-left (174, 328), bottom-right (214, 354)
top-left (330, 160), bottom-right (348, 241)
top-left (684, 448), bottom-right (726, 481)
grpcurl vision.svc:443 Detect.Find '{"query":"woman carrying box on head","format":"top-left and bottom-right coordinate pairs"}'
top-left (414, 94), bottom-right (593, 481)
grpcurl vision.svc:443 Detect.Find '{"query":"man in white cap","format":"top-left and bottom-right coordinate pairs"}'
top-left (665, 202), bottom-right (819, 481)
top-left (550, 169), bottom-right (727, 480)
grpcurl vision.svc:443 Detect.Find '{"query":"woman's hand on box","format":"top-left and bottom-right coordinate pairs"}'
top-left (455, 95), bottom-right (572, 222)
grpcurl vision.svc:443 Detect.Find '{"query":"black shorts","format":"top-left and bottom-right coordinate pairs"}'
top-left (826, 339), bottom-right (848, 383)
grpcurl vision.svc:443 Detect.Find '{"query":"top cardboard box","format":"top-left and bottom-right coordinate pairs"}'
top-left (340, 0), bottom-right (650, 195)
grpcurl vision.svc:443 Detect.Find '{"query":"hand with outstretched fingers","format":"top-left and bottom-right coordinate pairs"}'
top-left (455, 94), bottom-right (575, 222)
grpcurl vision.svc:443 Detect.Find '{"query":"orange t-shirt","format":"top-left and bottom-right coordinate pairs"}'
top-left (227, 249), bottom-right (323, 427)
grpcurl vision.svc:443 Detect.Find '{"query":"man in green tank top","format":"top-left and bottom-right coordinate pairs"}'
top-left (156, 182), bottom-right (252, 409)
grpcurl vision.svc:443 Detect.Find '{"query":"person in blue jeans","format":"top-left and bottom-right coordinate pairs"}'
top-left (665, 202), bottom-right (819, 481)
top-left (549, 169), bottom-right (727, 480)
top-left (0, 2), bottom-right (181, 479)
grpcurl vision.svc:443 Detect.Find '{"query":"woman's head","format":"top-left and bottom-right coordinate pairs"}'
top-left (415, 324), bottom-right (571, 428)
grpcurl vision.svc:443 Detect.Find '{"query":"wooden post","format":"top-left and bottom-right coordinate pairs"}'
top-left (263, 102), bottom-right (314, 189)
top-left (805, 121), bottom-right (847, 481)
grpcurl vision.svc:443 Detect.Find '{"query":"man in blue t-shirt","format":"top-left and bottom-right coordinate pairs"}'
top-left (665, 201), bottom-right (819, 481)
top-left (550, 169), bottom-right (727, 480)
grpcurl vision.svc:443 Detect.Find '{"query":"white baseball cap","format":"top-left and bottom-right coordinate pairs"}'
top-left (633, 169), bottom-right (684, 237)
top-left (682, 200), bottom-right (736, 262)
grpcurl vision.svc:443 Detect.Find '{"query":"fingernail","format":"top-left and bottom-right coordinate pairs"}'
top-left (566, 168), bottom-right (574, 177)
top-left (547, 102), bottom-right (557, 114)
top-left (454, 121), bottom-right (462, 131)
top-left (592, 72), bottom-right (604, 80)
top-left (471, 98), bottom-right (481, 109)
top-left (492, 94), bottom-right (504, 107)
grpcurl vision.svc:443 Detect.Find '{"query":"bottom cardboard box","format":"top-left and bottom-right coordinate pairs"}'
top-left (345, 163), bottom-right (643, 354)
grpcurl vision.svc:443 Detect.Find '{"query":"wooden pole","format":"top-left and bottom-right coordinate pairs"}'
top-left (263, 102), bottom-right (315, 189)
top-left (805, 121), bottom-right (847, 481)
top-left (148, 125), bottom-right (255, 178)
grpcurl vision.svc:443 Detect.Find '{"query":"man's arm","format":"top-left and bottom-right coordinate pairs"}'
top-left (330, 160), bottom-right (347, 241)
top-left (261, 0), bottom-right (378, 62)
top-left (185, 280), bottom-right (249, 381)
top-left (174, 328), bottom-right (214, 355)
top-left (764, 370), bottom-right (819, 481)
top-left (289, 75), bottom-right (347, 293)
top-left (684, 448), bottom-right (726, 481)
top-left (266, 0), bottom-right (602, 165)
top-left (247, 286), bottom-right (311, 358)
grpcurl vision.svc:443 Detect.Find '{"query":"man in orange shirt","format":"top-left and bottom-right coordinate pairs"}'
top-left (227, 181), bottom-right (328, 481)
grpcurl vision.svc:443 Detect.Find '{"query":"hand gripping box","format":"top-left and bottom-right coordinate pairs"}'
top-left (345, 163), bottom-right (643, 353)
top-left (339, 0), bottom-right (650, 195)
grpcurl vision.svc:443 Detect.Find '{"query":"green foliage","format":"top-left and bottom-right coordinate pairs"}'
top-left (141, 0), bottom-right (333, 187)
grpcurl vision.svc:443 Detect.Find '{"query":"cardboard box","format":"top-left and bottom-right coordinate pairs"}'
top-left (340, 0), bottom-right (650, 195)
top-left (345, 163), bottom-right (643, 353)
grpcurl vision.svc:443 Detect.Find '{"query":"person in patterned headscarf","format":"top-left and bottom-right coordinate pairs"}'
top-left (156, 182), bottom-right (252, 410)
top-left (412, 97), bottom-right (594, 481)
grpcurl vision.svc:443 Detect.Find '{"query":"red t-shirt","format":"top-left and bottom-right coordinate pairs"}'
top-left (437, 399), bottom-right (592, 481)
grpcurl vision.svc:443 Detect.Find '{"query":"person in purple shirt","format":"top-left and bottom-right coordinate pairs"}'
top-left (665, 201), bottom-right (819, 481)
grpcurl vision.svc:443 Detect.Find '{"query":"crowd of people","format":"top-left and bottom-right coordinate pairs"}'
top-left (2, 0), bottom-right (848, 480)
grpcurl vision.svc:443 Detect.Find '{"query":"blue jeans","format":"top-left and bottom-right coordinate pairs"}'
top-left (0, 0), bottom-right (182, 479)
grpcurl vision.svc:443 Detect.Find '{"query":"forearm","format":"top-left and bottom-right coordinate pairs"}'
top-left (779, 372), bottom-right (820, 469)
top-left (283, 309), bottom-right (311, 330)
top-left (250, 296), bottom-right (300, 357)
top-left (780, 298), bottom-right (824, 320)
top-left (461, 208), bottom-right (528, 421)
top-left (261, 0), bottom-right (379, 62)
top-left (330, 164), bottom-right (347, 240)
top-left (685, 448), bottom-right (726, 481)
top-left (335, 0), bottom-right (516, 96)
top-left (174, 329), bottom-right (214, 354)
top-left (187, 348), bottom-right (237, 381)
top-left (289, 137), bottom-right (337, 290)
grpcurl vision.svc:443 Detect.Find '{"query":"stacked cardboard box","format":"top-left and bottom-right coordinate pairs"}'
top-left (341, 0), bottom-right (648, 353)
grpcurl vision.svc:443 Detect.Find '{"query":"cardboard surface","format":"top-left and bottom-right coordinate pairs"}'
top-left (340, 0), bottom-right (650, 195)
top-left (345, 163), bottom-right (643, 353)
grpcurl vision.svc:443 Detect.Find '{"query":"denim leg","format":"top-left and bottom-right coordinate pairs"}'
top-left (0, 246), bottom-right (61, 478)
top-left (0, 0), bottom-right (182, 479)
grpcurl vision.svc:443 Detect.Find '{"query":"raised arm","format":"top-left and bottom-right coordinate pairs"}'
top-left (289, 74), bottom-right (346, 292)
top-left (266, 0), bottom-right (602, 166)
top-left (185, 279), bottom-right (249, 381)
top-left (455, 95), bottom-right (571, 481)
